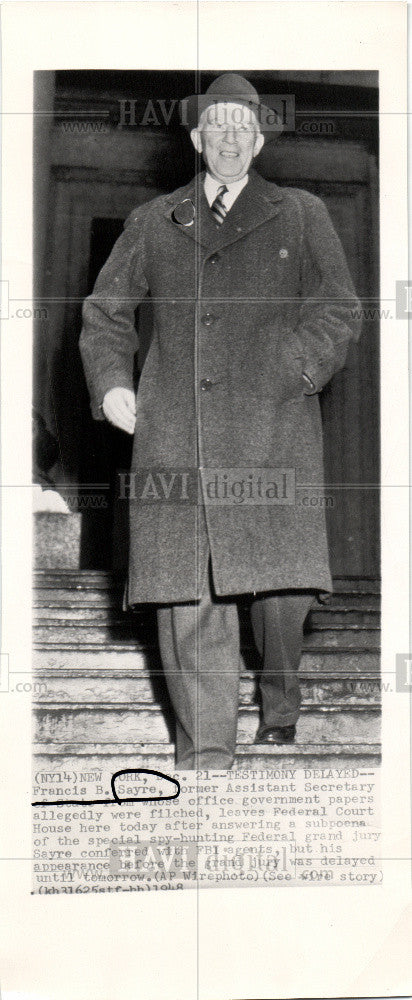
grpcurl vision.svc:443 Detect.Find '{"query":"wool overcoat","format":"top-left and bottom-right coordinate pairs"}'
top-left (80, 169), bottom-right (362, 604)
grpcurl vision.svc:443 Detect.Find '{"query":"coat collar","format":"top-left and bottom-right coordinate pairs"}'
top-left (163, 169), bottom-right (283, 250)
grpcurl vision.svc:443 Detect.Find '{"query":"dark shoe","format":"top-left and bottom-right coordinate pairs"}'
top-left (254, 723), bottom-right (296, 745)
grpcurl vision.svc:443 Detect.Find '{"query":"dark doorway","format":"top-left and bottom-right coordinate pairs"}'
top-left (41, 70), bottom-right (379, 582)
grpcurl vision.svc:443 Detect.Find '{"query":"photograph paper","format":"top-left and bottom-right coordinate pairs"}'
top-left (0, 3), bottom-right (410, 999)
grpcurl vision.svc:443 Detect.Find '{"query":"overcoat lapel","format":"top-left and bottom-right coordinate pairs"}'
top-left (164, 169), bottom-right (284, 252)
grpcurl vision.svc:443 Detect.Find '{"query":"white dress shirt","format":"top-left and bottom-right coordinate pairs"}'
top-left (204, 172), bottom-right (248, 212)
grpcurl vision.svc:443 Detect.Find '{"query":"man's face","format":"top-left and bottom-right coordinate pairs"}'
top-left (191, 102), bottom-right (264, 183)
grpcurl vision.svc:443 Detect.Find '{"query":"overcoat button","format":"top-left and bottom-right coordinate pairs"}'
top-left (202, 313), bottom-right (215, 326)
top-left (200, 378), bottom-right (213, 392)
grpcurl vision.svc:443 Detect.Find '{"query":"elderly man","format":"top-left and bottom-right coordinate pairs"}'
top-left (80, 73), bottom-right (361, 770)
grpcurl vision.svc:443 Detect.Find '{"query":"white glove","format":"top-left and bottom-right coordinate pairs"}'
top-left (102, 387), bottom-right (136, 435)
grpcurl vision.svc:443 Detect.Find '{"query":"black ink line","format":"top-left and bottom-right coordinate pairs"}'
top-left (32, 768), bottom-right (180, 806)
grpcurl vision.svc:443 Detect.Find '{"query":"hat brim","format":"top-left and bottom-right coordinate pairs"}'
top-left (179, 94), bottom-right (283, 136)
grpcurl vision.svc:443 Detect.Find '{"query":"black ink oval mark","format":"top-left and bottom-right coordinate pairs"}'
top-left (111, 769), bottom-right (180, 804)
top-left (31, 768), bottom-right (180, 807)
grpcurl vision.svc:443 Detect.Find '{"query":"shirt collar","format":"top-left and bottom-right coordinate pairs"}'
top-left (204, 172), bottom-right (249, 209)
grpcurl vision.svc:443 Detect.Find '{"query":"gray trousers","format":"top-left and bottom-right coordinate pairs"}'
top-left (157, 560), bottom-right (313, 769)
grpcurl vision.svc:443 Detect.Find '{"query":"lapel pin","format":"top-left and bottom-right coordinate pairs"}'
top-left (171, 199), bottom-right (195, 227)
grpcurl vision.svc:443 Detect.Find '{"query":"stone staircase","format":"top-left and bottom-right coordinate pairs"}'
top-left (33, 569), bottom-right (381, 772)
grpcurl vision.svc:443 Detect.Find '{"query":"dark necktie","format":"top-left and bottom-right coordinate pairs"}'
top-left (210, 185), bottom-right (228, 224)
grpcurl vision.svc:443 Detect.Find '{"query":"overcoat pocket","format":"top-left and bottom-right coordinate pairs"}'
top-left (272, 327), bottom-right (305, 402)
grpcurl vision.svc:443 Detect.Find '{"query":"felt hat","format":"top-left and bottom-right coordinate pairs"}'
top-left (179, 72), bottom-right (283, 135)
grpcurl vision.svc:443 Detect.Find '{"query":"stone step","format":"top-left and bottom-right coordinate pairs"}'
top-left (33, 569), bottom-right (381, 590)
top-left (33, 603), bottom-right (380, 627)
top-left (36, 670), bottom-right (381, 706)
top-left (35, 585), bottom-right (125, 600)
top-left (33, 619), bottom-right (380, 649)
top-left (33, 672), bottom-right (382, 706)
top-left (34, 589), bottom-right (381, 615)
top-left (33, 646), bottom-right (381, 674)
top-left (32, 742), bottom-right (381, 774)
top-left (32, 570), bottom-right (381, 773)
top-left (33, 702), bottom-right (380, 745)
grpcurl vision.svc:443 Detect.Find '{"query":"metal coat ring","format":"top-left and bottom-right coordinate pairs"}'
top-left (171, 199), bottom-right (195, 227)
